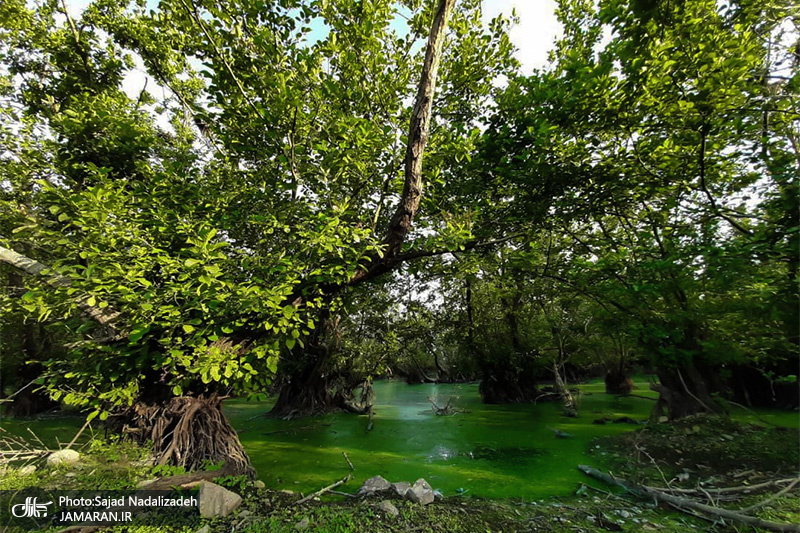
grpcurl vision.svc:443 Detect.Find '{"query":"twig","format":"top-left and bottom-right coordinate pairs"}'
top-left (342, 452), bottom-right (354, 471)
top-left (296, 474), bottom-right (351, 505)
top-left (66, 417), bottom-right (92, 450)
top-left (725, 400), bottom-right (779, 427)
top-left (618, 393), bottom-right (657, 402)
top-left (738, 479), bottom-right (800, 513)
top-left (676, 368), bottom-right (714, 413)
top-left (26, 428), bottom-right (48, 451)
top-left (328, 490), bottom-right (357, 498)
top-left (579, 483), bottom-right (631, 502)
top-left (635, 445), bottom-right (672, 491)
top-left (644, 478), bottom-right (799, 495)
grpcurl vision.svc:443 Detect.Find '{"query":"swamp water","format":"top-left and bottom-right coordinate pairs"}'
top-left (225, 379), bottom-right (798, 499)
top-left (3, 378), bottom-right (797, 500)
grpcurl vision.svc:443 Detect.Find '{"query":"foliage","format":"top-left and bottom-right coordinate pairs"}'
top-left (0, 0), bottom-right (517, 413)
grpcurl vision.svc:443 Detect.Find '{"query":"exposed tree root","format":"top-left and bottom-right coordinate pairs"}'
top-left (122, 394), bottom-right (253, 476)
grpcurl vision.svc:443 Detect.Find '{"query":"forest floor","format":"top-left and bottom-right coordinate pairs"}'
top-left (1, 414), bottom-right (798, 533)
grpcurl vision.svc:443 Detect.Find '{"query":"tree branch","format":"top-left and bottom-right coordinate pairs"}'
top-left (351, 0), bottom-right (457, 284)
top-left (0, 245), bottom-right (122, 334)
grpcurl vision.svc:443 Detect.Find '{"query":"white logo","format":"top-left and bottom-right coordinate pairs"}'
top-left (12, 497), bottom-right (53, 518)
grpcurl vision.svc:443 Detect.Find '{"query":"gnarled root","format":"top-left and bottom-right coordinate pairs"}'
top-left (123, 394), bottom-right (253, 476)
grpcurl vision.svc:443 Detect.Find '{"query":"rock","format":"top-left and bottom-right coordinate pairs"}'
top-left (295, 517), bottom-right (310, 530)
top-left (47, 449), bottom-right (80, 466)
top-left (433, 490), bottom-right (444, 501)
top-left (377, 500), bottom-right (399, 518)
top-left (195, 526), bottom-right (210, 533)
top-left (279, 490), bottom-right (296, 496)
top-left (391, 482), bottom-right (410, 498)
top-left (358, 475), bottom-right (392, 495)
top-left (658, 416), bottom-right (669, 423)
top-left (197, 481), bottom-right (242, 518)
top-left (18, 465), bottom-right (36, 476)
top-left (253, 480), bottom-right (266, 489)
top-left (136, 479), bottom-right (156, 488)
top-left (406, 478), bottom-right (435, 505)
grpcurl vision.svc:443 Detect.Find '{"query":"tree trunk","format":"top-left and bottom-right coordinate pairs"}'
top-left (651, 363), bottom-right (724, 420)
top-left (269, 313), bottom-right (340, 418)
top-left (605, 368), bottom-right (634, 395)
top-left (553, 362), bottom-right (578, 417)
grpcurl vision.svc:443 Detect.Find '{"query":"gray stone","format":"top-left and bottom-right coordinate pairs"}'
top-left (406, 478), bottom-right (435, 505)
top-left (136, 479), bottom-right (156, 488)
top-left (18, 465), bottom-right (36, 476)
top-left (358, 475), bottom-right (392, 495)
top-left (391, 482), bottom-right (410, 498)
top-left (253, 480), bottom-right (266, 489)
top-left (195, 526), bottom-right (210, 533)
top-left (197, 481), bottom-right (242, 518)
top-left (295, 517), bottom-right (310, 530)
top-left (46, 449), bottom-right (80, 467)
top-left (377, 500), bottom-right (399, 518)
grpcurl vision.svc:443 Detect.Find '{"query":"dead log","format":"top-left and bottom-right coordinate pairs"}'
top-left (578, 465), bottom-right (800, 532)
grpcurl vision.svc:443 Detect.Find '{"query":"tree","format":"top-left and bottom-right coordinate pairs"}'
top-left (475, 0), bottom-right (798, 416)
top-left (0, 0), bottom-right (525, 469)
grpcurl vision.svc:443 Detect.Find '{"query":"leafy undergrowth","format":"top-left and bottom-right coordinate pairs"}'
top-left (1, 416), bottom-right (798, 533)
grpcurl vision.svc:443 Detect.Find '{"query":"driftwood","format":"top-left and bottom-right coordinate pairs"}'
top-left (578, 465), bottom-right (800, 532)
top-left (427, 395), bottom-right (460, 415)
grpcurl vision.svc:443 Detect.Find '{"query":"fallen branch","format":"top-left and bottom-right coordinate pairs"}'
top-left (296, 474), bottom-right (351, 505)
top-left (579, 465), bottom-right (800, 533)
top-left (738, 479), bottom-right (800, 513)
top-left (644, 478), bottom-right (799, 495)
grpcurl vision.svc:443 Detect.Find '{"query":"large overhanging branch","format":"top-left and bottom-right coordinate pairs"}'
top-left (350, 0), bottom-right (457, 285)
top-left (394, 233), bottom-right (526, 263)
top-left (0, 244), bottom-right (123, 335)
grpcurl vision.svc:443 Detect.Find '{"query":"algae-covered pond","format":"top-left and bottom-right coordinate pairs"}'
top-left (3, 378), bottom-right (797, 501)
top-left (224, 378), bottom-right (799, 500)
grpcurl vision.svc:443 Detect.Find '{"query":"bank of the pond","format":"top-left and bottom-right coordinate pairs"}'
top-left (1, 411), bottom-right (797, 533)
